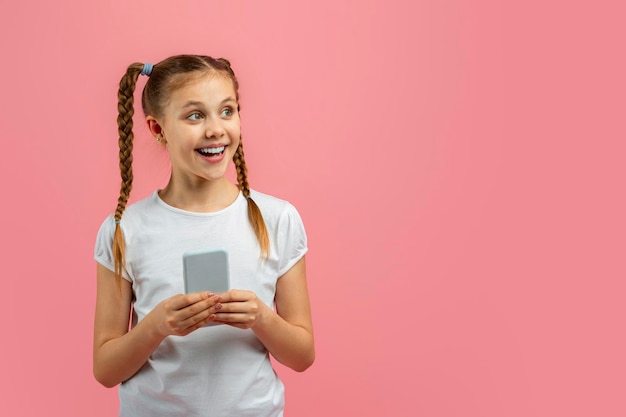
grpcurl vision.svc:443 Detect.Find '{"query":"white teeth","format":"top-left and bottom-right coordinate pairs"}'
top-left (199, 146), bottom-right (225, 155)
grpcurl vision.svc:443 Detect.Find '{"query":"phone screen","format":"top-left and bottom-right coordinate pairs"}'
top-left (183, 248), bottom-right (230, 294)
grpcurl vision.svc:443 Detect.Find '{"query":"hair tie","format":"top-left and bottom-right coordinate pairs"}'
top-left (115, 220), bottom-right (121, 225)
top-left (140, 63), bottom-right (153, 76)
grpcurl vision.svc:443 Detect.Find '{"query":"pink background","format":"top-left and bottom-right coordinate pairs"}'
top-left (1, 1), bottom-right (624, 416)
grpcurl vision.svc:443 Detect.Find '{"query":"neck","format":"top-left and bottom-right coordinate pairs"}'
top-left (158, 176), bottom-right (240, 213)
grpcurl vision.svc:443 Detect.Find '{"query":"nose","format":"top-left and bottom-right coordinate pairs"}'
top-left (205, 116), bottom-right (225, 138)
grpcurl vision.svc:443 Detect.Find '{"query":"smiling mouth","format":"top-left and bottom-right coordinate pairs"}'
top-left (196, 146), bottom-right (226, 156)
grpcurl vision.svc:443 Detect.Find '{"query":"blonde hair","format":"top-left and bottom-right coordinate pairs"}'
top-left (113, 55), bottom-right (269, 286)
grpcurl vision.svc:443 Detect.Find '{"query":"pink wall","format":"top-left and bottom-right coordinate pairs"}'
top-left (1, 1), bottom-right (624, 416)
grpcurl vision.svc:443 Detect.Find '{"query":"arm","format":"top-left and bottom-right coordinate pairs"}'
top-left (93, 263), bottom-right (221, 387)
top-left (214, 257), bottom-right (315, 372)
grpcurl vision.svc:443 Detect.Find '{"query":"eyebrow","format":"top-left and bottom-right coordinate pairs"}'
top-left (181, 97), bottom-right (237, 109)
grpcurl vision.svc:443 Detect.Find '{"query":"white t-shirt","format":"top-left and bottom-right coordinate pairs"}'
top-left (94, 190), bottom-right (307, 417)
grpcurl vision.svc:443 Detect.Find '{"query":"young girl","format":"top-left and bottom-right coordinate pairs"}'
top-left (93, 55), bottom-right (314, 417)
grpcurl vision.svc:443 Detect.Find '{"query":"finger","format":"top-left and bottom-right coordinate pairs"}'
top-left (217, 289), bottom-right (251, 303)
top-left (180, 308), bottom-right (218, 331)
top-left (213, 313), bottom-right (257, 330)
top-left (213, 299), bottom-right (257, 315)
top-left (171, 292), bottom-right (215, 311)
top-left (179, 295), bottom-right (221, 322)
top-left (212, 300), bottom-right (239, 314)
top-left (178, 313), bottom-right (218, 335)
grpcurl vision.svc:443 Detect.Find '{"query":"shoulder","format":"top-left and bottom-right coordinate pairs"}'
top-left (249, 190), bottom-right (303, 223)
top-left (123, 191), bottom-right (160, 218)
top-left (96, 192), bottom-right (160, 236)
top-left (249, 189), bottom-right (306, 236)
top-left (113, 191), bottom-right (162, 229)
top-left (249, 190), bottom-right (293, 213)
top-left (249, 190), bottom-right (308, 272)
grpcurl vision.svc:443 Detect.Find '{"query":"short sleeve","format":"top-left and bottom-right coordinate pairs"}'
top-left (276, 203), bottom-right (308, 277)
top-left (94, 214), bottom-right (131, 282)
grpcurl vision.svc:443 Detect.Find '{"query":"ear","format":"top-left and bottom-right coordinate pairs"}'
top-left (146, 116), bottom-right (165, 140)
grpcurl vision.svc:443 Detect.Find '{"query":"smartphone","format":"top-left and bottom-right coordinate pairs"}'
top-left (183, 248), bottom-right (230, 295)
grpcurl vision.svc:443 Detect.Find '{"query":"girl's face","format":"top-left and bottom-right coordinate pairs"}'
top-left (150, 74), bottom-right (241, 186)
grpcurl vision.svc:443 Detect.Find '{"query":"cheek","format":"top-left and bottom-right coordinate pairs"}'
top-left (230, 125), bottom-right (242, 142)
top-left (167, 137), bottom-right (196, 155)
top-left (230, 116), bottom-right (241, 134)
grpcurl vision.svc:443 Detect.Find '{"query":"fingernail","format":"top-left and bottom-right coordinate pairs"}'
top-left (215, 303), bottom-right (222, 311)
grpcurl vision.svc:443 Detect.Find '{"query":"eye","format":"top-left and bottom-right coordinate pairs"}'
top-left (221, 107), bottom-right (234, 117)
top-left (187, 112), bottom-right (203, 121)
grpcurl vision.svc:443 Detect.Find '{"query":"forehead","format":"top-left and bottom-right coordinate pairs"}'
top-left (167, 73), bottom-right (237, 106)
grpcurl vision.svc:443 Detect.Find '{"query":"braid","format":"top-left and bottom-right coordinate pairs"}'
top-left (113, 63), bottom-right (143, 287)
top-left (234, 141), bottom-right (270, 258)
top-left (233, 142), bottom-right (250, 197)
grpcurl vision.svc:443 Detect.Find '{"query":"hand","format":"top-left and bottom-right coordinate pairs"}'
top-left (148, 292), bottom-right (222, 337)
top-left (213, 290), bottom-right (271, 330)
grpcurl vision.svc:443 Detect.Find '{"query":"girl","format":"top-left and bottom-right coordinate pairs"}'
top-left (93, 55), bottom-right (314, 417)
